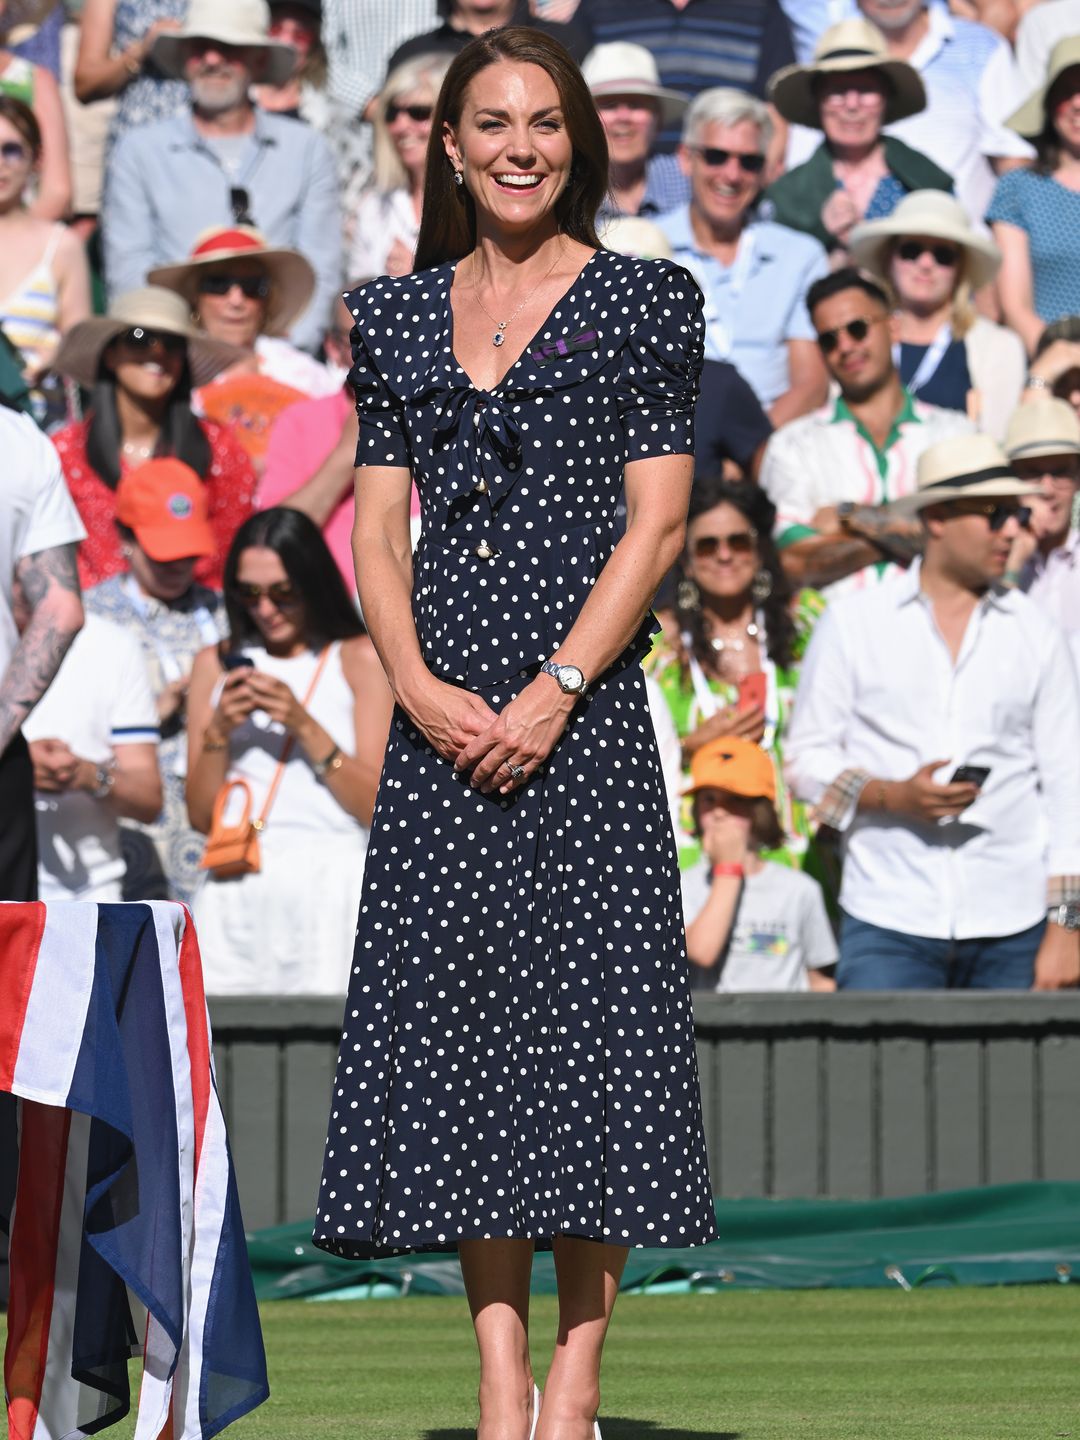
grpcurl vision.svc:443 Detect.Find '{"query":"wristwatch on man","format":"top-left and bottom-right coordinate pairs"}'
top-left (1048, 901), bottom-right (1080, 931)
top-left (91, 761), bottom-right (116, 799)
top-left (540, 660), bottom-right (589, 697)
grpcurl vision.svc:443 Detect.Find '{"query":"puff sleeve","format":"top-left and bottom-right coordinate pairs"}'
top-left (615, 265), bottom-right (705, 462)
top-left (348, 317), bottom-right (411, 470)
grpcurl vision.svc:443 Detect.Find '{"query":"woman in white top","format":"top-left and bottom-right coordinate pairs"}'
top-left (344, 52), bottom-right (451, 285)
top-left (186, 507), bottom-right (393, 994)
top-left (848, 190), bottom-right (1026, 444)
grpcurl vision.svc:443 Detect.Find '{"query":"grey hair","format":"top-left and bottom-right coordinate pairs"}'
top-left (682, 87), bottom-right (773, 150)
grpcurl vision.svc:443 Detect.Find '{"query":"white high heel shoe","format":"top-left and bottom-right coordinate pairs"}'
top-left (528, 1384), bottom-right (542, 1440)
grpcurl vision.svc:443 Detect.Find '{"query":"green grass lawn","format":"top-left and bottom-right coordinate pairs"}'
top-left (11, 1287), bottom-right (1079, 1440)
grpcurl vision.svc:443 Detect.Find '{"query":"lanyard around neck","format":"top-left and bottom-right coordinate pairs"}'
top-left (894, 322), bottom-right (952, 396)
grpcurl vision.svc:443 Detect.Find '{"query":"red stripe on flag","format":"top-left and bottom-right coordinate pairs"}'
top-left (0, 904), bottom-right (47, 1092)
top-left (5, 1103), bottom-right (72, 1440)
top-left (177, 906), bottom-right (211, 1176)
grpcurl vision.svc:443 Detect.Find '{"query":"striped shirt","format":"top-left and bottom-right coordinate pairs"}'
top-left (578, 0), bottom-right (796, 151)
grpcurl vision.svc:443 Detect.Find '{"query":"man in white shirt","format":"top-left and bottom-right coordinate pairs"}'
top-left (1015, 0), bottom-right (1080, 90)
top-left (787, 433), bottom-right (1080, 991)
top-left (1004, 397), bottom-right (1080, 639)
top-left (0, 406), bottom-right (85, 900)
top-left (761, 267), bottom-right (972, 597)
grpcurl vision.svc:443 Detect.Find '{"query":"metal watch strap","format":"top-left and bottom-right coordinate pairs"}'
top-left (541, 660), bottom-right (588, 695)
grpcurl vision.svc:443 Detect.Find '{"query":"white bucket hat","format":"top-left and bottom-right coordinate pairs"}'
top-left (582, 43), bottom-right (689, 128)
top-left (891, 434), bottom-right (1043, 515)
top-left (1005, 397), bottom-right (1080, 462)
top-left (848, 190), bottom-right (1002, 293)
top-left (768, 18), bottom-right (926, 131)
top-left (151, 0), bottom-right (298, 87)
top-left (1006, 35), bottom-right (1080, 139)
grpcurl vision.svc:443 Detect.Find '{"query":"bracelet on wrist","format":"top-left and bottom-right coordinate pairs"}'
top-left (1026, 374), bottom-right (1050, 391)
top-left (313, 743), bottom-right (343, 779)
top-left (711, 862), bottom-right (744, 879)
top-left (202, 729), bottom-right (228, 753)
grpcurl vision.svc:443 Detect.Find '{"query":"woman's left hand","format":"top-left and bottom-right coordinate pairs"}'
top-left (454, 677), bottom-right (576, 795)
top-left (244, 670), bottom-right (308, 733)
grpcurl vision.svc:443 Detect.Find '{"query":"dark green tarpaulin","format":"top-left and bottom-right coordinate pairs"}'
top-left (249, 1183), bottom-right (1080, 1300)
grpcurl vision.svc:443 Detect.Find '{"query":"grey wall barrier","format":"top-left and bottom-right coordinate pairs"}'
top-left (207, 993), bottom-right (1080, 1230)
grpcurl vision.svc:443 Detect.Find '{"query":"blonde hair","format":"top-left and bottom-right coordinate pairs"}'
top-left (373, 52), bottom-right (453, 194)
top-left (888, 239), bottom-right (977, 340)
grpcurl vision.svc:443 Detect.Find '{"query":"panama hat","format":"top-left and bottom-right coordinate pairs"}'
top-left (848, 191), bottom-right (1002, 293)
top-left (582, 43), bottom-right (689, 128)
top-left (891, 435), bottom-right (1043, 515)
top-left (148, 226), bottom-right (315, 338)
top-left (151, 0), bottom-right (297, 87)
top-left (683, 737), bottom-right (776, 802)
top-left (1004, 397), bottom-right (1080, 462)
top-left (116, 459), bottom-right (216, 562)
top-left (1007, 35), bottom-right (1080, 139)
top-left (54, 287), bottom-right (247, 389)
top-left (768, 18), bottom-right (926, 131)
top-left (599, 215), bottom-right (673, 261)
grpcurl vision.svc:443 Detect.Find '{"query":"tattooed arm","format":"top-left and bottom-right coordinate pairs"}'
top-left (0, 543), bottom-right (84, 752)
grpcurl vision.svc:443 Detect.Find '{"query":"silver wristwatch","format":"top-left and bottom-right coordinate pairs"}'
top-left (1048, 901), bottom-right (1080, 931)
top-left (540, 660), bottom-right (588, 696)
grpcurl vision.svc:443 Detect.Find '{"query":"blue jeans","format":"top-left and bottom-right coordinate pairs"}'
top-left (838, 913), bottom-right (1045, 990)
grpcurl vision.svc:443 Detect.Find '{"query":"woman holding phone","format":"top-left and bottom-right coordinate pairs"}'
top-left (648, 478), bottom-right (824, 874)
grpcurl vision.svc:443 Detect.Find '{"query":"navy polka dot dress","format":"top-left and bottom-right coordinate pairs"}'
top-left (313, 251), bottom-right (719, 1257)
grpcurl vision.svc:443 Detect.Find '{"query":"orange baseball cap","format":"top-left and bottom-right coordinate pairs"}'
top-left (684, 736), bottom-right (776, 802)
top-left (115, 459), bottom-right (215, 562)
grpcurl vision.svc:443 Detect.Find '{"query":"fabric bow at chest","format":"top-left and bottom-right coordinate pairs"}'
top-left (430, 385), bottom-right (524, 513)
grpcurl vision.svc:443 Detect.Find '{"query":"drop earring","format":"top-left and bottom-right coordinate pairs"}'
top-left (453, 169), bottom-right (464, 187)
top-left (751, 569), bottom-right (773, 603)
top-left (676, 577), bottom-right (701, 612)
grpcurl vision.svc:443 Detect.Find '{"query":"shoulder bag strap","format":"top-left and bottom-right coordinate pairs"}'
top-left (253, 645), bottom-right (334, 832)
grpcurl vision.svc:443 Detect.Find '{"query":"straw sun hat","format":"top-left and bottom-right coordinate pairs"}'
top-left (582, 43), bottom-right (689, 129)
top-left (890, 434), bottom-right (1043, 515)
top-left (848, 190), bottom-right (1002, 293)
top-left (54, 287), bottom-right (247, 389)
top-left (150, 0), bottom-right (297, 87)
top-left (1006, 35), bottom-right (1080, 139)
top-left (768, 18), bottom-right (926, 131)
top-left (148, 226), bottom-right (316, 338)
top-left (1004, 397), bottom-right (1080, 462)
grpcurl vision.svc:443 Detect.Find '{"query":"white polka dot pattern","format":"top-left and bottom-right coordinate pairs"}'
top-left (312, 253), bottom-right (717, 1258)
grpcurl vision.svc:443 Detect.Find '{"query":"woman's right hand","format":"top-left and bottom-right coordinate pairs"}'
top-left (684, 703), bottom-right (766, 754)
top-left (821, 188), bottom-right (860, 246)
top-left (403, 676), bottom-right (499, 765)
top-left (208, 669), bottom-right (257, 738)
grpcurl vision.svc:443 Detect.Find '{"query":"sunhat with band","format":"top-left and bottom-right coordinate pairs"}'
top-left (1006, 35), bottom-right (1080, 139)
top-left (890, 434), bottom-right (1043, 516)
top-left (148, 226), bottom-right (316, 338)
top-left (848, 190), bottom-right (1002, 293)
top-left (1004, 397), bottom-right (1080, 463)
top-left (768, 18), bottom-right (926, 131)
top-left (150, 0), bottom-right (297, 87)
top-left (683, 736), bottom-right (776, 803)
top-left (581, 43), bottom-right (689, 129)
top-left (54, 287), bottom-right (247, 390)
top-left (116, 459), bottom-right (216, 562)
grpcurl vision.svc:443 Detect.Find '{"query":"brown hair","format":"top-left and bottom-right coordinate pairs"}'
top-left (0, 95), bottom-right (41, 160)
top-left (691, 793), bottom-right (786, 852)
top-left (413, 27), bottom-right (607, 271)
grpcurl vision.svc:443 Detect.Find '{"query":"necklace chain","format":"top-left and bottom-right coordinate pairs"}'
top-left (471, 242), bottom-right (564, 348)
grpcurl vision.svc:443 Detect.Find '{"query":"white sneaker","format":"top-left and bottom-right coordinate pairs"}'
top-left (529, 1384), bottom-right (542, 1440)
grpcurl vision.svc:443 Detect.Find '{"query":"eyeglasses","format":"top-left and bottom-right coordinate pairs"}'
top-left (1015, 463), bottom-right (1080, 484)
top-left (690, 146), bottom-right (766, 174)
top-left (896, 239), bottom-right (960, 268)
top-left (231, 580), bottom-right (301, 608)
top-left (198, 273), bottom-right (271, 299)
top-left (0, 141), bottom-right (29, 164)
top-left (815, 314), bottom-right (885, 354)
top-left (385, 102), bottom-right (432, 124)
top-left (944, 501), bottom-right (1032, 531)
top-left (691, 529), bottom-right (757, 559)
top-left (118, 327), bottom-right (187, 355)
top-left (230, 185), bottom-right (255, 226)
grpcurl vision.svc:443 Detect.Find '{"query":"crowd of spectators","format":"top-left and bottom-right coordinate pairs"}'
top-left (3, 0), bottom-right (1080, 998)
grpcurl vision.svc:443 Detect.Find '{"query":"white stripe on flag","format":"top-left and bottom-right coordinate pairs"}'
top-left (12, 905), bottom-right (98, 1105)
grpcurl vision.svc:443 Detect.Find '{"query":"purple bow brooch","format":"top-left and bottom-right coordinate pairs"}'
top-left (529, 328), bottom-right (599, 367)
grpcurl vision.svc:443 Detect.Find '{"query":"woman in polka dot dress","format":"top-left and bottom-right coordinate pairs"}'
top-left (313, 27), bottom-right (717, 1440)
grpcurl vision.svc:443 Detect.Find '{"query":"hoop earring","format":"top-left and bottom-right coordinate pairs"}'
top-left (751, 569), bottom-right (773, 603)
top-left (676, 577), bottom-right (701, 612)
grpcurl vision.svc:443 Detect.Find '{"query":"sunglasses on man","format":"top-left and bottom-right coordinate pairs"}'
top-left (942, 501), bottom-right (1032, 531)
top-left (689, 146), bottom-right (766, 175)
top-left (230, 185), bottom-right (255, 227)
top-left (198, 273), bottom-right (272, 299)
top-left (815, 314), bottom-right (886, 354)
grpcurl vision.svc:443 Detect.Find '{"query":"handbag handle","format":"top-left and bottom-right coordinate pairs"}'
top-left (253, 645), bottom-right (334, 833)
top-left (209, 776), bottom-right (253, 834)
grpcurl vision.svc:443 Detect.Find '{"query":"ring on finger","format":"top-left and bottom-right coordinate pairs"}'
top-left (502, 760), bottom-right (526, 781)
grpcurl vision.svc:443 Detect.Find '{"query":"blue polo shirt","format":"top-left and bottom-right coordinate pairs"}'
top-left (658, 206), bottom-right (828, 407)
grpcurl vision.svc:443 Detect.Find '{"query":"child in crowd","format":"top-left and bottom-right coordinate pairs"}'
top-left (682, 736), bottom-right (836, 992)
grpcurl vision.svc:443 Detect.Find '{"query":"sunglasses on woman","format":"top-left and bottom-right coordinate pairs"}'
top-left (385, 102), bottom-right (432, 124)
top-left (198, 273), bottom-right (272, 299)
top-left (692, 529), bottom-right (757, 558)
top-left (0, 141), bottom-right (29, 164)
top-left (231, 580), bottom-right (301, 608)
top-left (815, 314), bottom-right (885, 354)
top-left (896, 239), bottom-right (960, 268)
top-left (690, 146), bottom-right (766, 174)
top-left (119, 327), bottom-right (187, 355)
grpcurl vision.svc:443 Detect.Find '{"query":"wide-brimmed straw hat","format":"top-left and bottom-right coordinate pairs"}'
top-left (582, 42), bottom-right (689, 128)
top-left (891, 435), bottom-right (1043, 514)
top-left (150, 0), bottom-right (297, 87)
top-left (54, 287), bottom-right (247, 389)
top-left (768, 18), bottom-right (926, 131)
top-left (1006, 35), bottom-right (1080, 139)
top-left (148, 226), bottom-right (315, 337)
top-left (849, 191), bottom-right (1002, 292)
top-left (1004, 397), bottom-right (1080, 462)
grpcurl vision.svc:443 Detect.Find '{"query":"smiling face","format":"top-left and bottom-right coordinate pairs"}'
top-left (234, 545), bottom-right (307, 648)
top-left (684, 501), bottom-right (759, 604)
top-left (680, 118), bottom-right (765, 236)
top-left (812, 286), bottom-right (896, 401)
top-left (1050, 67), bottom-right (1080, 154)
top-left (1013, 453), bottom-right (1080, 542)
top-left (194, 257), bottom-right (270, 347)
top-left (387, 84), bottom-right (435, 182)
top-left (0, 113), bottom-right (35, 212)
top-left (444, 60), bottom-right (573, 241)
top-left (889, 233), bottom-right (961, 315)
top-left (104, 331), bottom-right (187, 404)
top-left (816, 69), bottom-right (888, 151)
top-left (595, 92), bottom-right (659, 168)
top-left (183, 39), bottom-right (259, 112)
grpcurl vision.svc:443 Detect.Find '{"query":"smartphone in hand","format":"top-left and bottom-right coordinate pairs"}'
top-left (737, 672), bottom-right (766, 713)
top-left (222, 651), bottom-right (254, 672)
top-left (950, 765), bottom-right (991, 788)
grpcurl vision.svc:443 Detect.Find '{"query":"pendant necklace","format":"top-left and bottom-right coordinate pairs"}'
top-left (708, 618), bottom-right (759, 656)
top-left (471, 242), bottom-right (564, 348)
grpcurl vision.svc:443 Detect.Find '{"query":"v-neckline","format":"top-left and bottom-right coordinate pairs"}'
top-left (447, 249), bottom-right (601, 394)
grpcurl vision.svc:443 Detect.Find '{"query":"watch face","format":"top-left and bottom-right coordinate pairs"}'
top-left (560, 666), bottom-right (584, 692)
